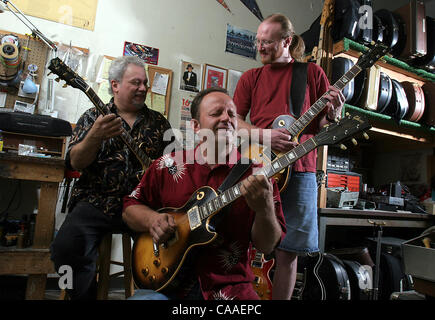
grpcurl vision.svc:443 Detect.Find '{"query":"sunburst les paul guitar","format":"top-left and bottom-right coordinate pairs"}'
top-left (48, 57), bottom-right (152, 180)
top-left (132, 114), bottom-right (372, 293)
top-left (250, 43), bottom-right (388, 192)
top-left (248, 245), bottom-right (274, 300)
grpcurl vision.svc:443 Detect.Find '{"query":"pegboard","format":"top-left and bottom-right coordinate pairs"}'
top-left (0, 29), bottom-right (50, 111)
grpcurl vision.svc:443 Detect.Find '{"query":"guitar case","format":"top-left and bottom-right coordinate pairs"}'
top-left (348, 67), bottom-right (367, 106)
top-left (421, 82), bottom-right (435, 127)
top-left (342, 260), bottom-right (373, 300)
top-left (374, 10), bottom-right (400, 50)
top-left (372, 13), bottom-right (385, 43)
top-left (301, 15), bottom-right (321, 55)
top-left (298, 253), bottom-right (351, 300)
top-left (332, 0), bottom-right (361, 42)
top-left (394, 0), bottom-right (427, 61)
top-left (410, 16), bottom-right (435, 71)
top-left (331, 57), bottom-right (355, 103)
top-left (356, 0), bottom-right (373, 45)
top-left (382, 79), bottom-right (409, 120)
top-left (401, 81), bottom-right (425, 122)
top-left (359, 64), bottom-right (381, 111)
top-left (377, 72), bottom-right (393, 114)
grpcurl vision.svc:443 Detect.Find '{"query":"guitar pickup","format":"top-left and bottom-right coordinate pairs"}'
top-left (187, 206), bottom-right (201, 230)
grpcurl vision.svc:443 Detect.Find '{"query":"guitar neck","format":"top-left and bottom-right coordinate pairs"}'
top-left (84, 87), bottom-right (151, 168)
top-left (287, 64), bottom-right (362, 137)
top-left (197, 138), bottom-right (318, 221)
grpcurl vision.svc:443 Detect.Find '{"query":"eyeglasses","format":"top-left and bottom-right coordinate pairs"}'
top-left (128, 79), bottom-right (149, 90)
top-left (255, 39), bottom-right (279, 47)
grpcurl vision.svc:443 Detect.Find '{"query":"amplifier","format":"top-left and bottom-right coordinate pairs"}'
top-left (0, 111), bottom-right (72, 137)
top-left (326, 170), bottom-right (362, 192)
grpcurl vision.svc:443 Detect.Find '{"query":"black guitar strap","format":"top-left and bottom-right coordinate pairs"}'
top-left (290, 62), bottom-right (308, 118)
top-left (217, 157), bottom-right (252, 194)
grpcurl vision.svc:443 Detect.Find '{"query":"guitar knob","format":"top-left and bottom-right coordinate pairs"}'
top-left (141, 268), bottom-right (149, 276)
top-left (340, 144), bottom-right (347, 150)
top-left (153, 259), bottom-right (161, 267)
top-left (161, 267), bottom-right (168, 274)
top-left (149, 275), bottom-right (156, 282)
top-left (363, 132), bottom-right (369, 140)
top-left (55, 78), bottom-right (60, 82)
top-left (351, 138), bottom-right (358, 146)
top-left (62, 84), bottom-right (68, 88)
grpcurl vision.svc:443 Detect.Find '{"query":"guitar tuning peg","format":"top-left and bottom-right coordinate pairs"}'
top-left (345, 112), bottom-right (350, 117)
top-left (363, 132), bottom-right (369, 140)
top-left (351, 138), bottom-right (358, 146)
top-left (47, 72), bottom-right (52, 76)
top-left (340, 144), bottom-right (347, 150)
top-left (62, 83), bottom-right (68, 88)
top-left (55, 78), bottom-right (60, 82)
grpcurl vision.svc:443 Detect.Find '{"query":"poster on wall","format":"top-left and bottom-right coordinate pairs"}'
top-left (179, 93), bottom-right (196, 148)
top-left (202, 64), bottom-right (228, 90)
top-left (123, 41), bottom-right (159, 65)
top-left (179, 61), bottom-right (202, 93)
top-left (225, 24), bottom-right (257, 60)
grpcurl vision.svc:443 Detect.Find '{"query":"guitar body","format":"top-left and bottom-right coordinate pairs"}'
top-left (248, 246), bottom-right (274, 300)
top-left (132, 186), bottom-right (219, 292)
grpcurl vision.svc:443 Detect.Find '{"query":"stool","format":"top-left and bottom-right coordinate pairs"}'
top-left (58, 232), bottom-right (134, 300)
top-left (96, 232), bottom-right (135, 300)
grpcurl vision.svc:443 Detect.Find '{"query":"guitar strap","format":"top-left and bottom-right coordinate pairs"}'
top-left (290, 62), bottom-right (308, 118)
top-left (217, 157), bottom-right (252, 194)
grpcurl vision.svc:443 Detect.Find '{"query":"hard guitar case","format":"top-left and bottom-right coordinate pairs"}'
top-left (332, 0), bottom-right (361, 42)
top-left (410, 16), bottom-right (435, 71)
top-left (359, 64), bottom-right (381, 111)
top-left (331, 57), bottom-right (355, 103)
top-left (382, 79), bottom-right (409, 120)
top-left (357, 0), bottom-right (373, 45)
top-left (377, 71), bottom-right (393, 114)
top-left (401, 81), bottom-right (425, 122)
top-left (342, 260), bottom-right (373, 300)
top-left (421, 82), bottom-right (435, 127)
top-left (394, 0), bottom-right (427, 61)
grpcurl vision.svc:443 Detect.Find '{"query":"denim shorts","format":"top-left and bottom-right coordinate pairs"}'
top-left (277, 172), bottom-right (319, 254)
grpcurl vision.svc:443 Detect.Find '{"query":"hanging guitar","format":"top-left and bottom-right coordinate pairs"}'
top-left (47, 57), bottom-right (152, 180)
top-left (132, 114), bottom-right (372, 293)
top-left (248, 42), bottom-right (388, 192)
top-left (248, 244), bottom-right (274, 300)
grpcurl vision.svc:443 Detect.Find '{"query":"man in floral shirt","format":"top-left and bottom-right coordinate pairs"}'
top-left (51, 56), bottom-right (173, 300)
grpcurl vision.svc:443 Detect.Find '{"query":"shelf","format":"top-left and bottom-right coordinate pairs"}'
top-left (333, 38), bottom-right (435, 83)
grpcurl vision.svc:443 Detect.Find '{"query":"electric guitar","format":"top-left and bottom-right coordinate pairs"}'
top-left (47, 57), bottom-right (152, 179)
top-left (248, 245), bottom-right (274, 300)
top-left (252, 42), bottom-right (388, 192)
top-left (132, 114), bottom-right (372, 293)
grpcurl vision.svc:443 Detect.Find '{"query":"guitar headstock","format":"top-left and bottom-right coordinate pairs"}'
top-left (316, 114), bottom-right (371, 147)
top-left (48, 57), bottom-right (88, 91)
top-left (320, 0), bottom-right (334, 27)
top-left (356, 42), bottom-right (389, 70)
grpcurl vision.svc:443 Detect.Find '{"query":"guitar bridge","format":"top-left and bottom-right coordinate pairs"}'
top-left (187, 206), bottom-right (201, 230)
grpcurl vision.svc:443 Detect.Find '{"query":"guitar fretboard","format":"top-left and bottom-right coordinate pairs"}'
top-left (287, 64), bottom-right (362, 137)
top-left (85, 87), bottom-right (151, 168)
top-left (197, 137), bottom-right (318, 221)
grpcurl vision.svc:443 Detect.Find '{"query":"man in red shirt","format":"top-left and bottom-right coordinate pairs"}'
top-left (123, 87), bottom-right (286, 300)
top-left (233, 13), bottom-right (345, 300)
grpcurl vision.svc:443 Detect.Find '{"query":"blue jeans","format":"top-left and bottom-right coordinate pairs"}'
top-left (128, 289), bottom-right (169, 300)
top-left (277, 172), bottom-right (319, 254)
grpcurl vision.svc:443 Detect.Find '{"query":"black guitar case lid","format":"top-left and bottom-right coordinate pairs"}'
top-left (348, 67), bottom-right (367, 106)
top-left (390, 12), bottom-right (408, 59)
top-left (377, 72), bottom-right (393, 113)
top-left (331, 57), bottom-right (355, 103)
top-left (421, 81), bottom-right (435, 126)
top-left (342, 260), bottom-right (372, 300)
top-left (372, 14), bottom-right (385, 43)
top-left (410, 16), bottom-right (435, 70)
top-left (301, 15), bottom-right (321, 55)
top-left (332, 0), bottom-right (361, 42)
top-left (375, 9), bottom-right (400, 49)
top-left (383, 79), bottom-right (409, 120)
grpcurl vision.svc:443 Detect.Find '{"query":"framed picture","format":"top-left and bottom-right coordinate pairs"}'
top-left (202, 64), bottom-right (228, 90)
top-left (227, 69), bottom-right (243, 98)
top-left (179, 60), bottom-right (202, 93)
top-left (123, 41), bottom-right (159, 65)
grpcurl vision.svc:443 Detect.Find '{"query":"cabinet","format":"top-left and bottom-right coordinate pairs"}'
top-left (316, 38), bottom-right (435, 251)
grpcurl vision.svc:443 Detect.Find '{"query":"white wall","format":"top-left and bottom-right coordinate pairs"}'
top-left (0, 0), bottom-right (324, 129)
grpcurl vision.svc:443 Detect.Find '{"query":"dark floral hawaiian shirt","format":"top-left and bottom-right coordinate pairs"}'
top-left (66, 99), bottom-right (173, 216)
